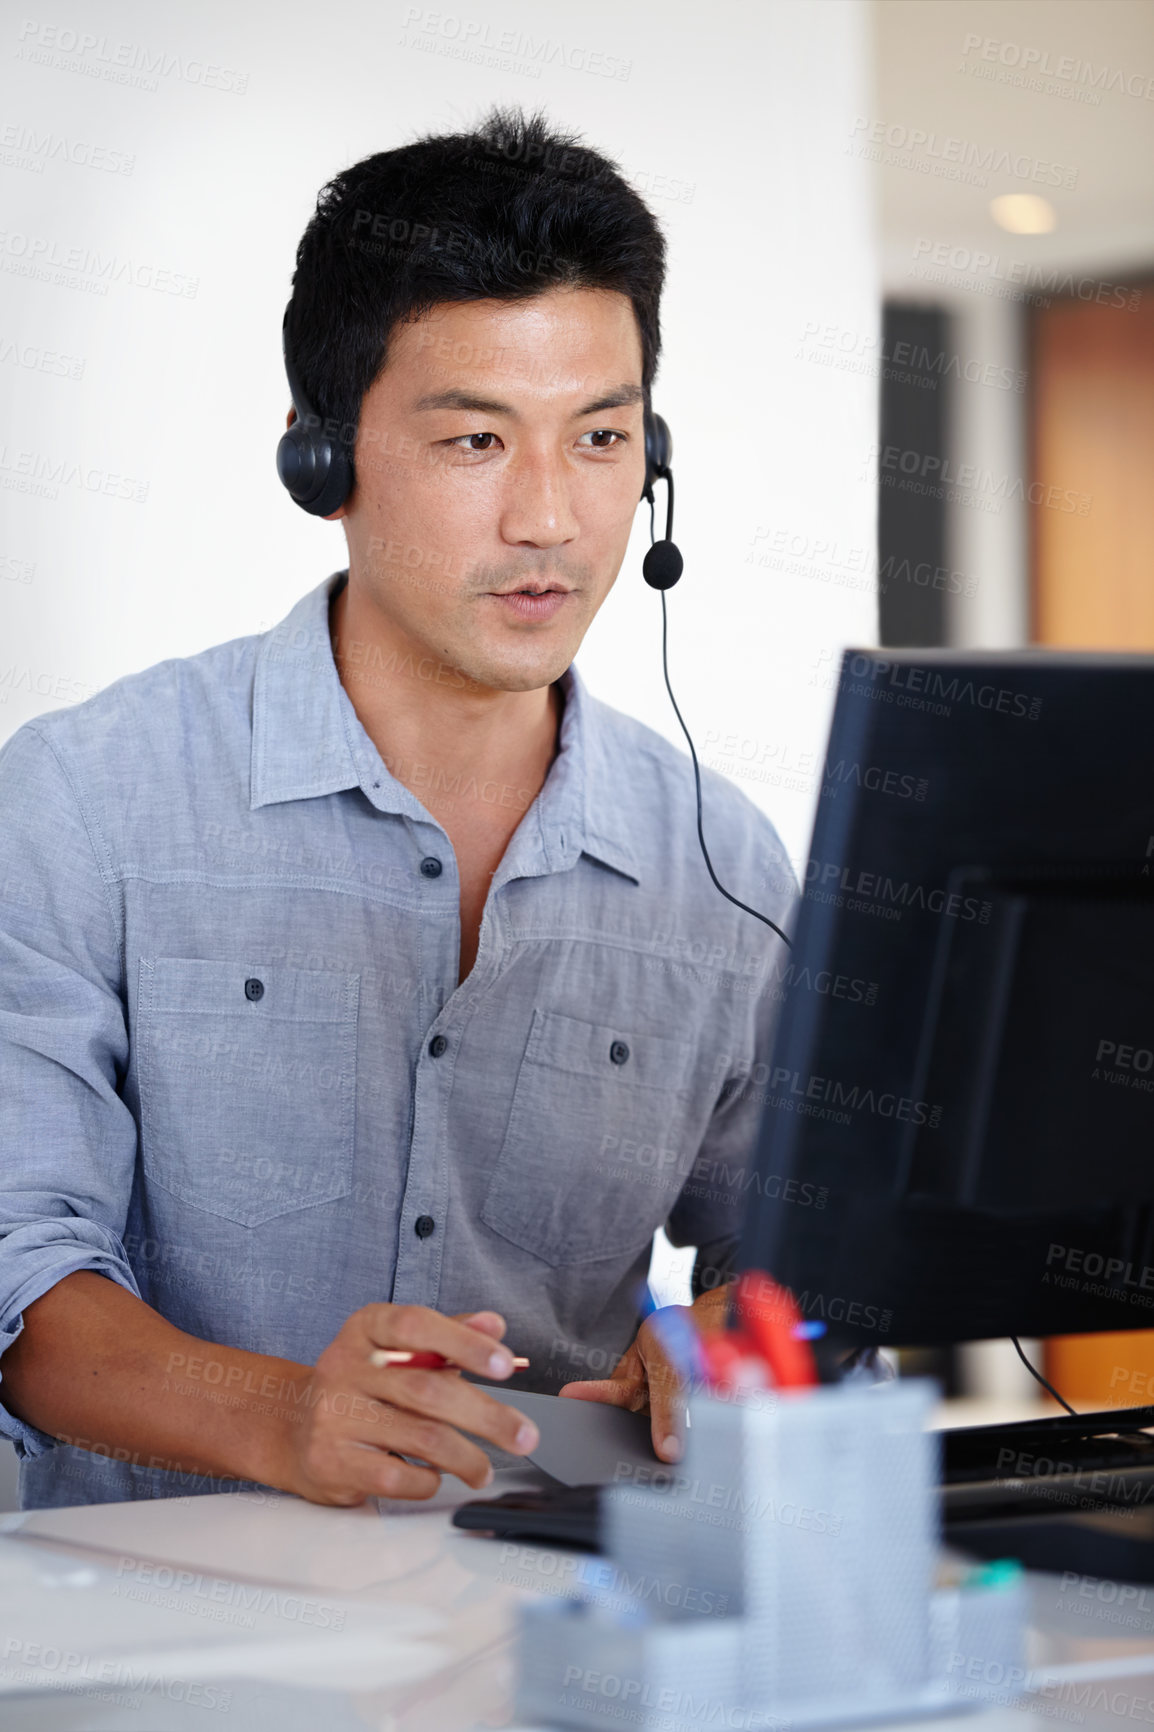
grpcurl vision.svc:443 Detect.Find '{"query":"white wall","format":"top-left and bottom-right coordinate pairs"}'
top-left (0, 0), bottom-right (878, 1469)
top-left (0, 0), bottom-right (878, 870)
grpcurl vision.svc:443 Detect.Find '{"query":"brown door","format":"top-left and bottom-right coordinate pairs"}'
top-left (1030, 286), bottom-right (1154, 648)
top-left (1031, 283), bottom-right (1154, 1405)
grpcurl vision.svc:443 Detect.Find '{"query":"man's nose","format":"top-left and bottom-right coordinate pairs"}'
top-left (499, 451), bottom-right (579, 549)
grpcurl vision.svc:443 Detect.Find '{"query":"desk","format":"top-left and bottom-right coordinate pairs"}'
top-left (0, 1466), bottom-right (550, 1729)
top-left (3, 1465), bottom-right (1154, 1731)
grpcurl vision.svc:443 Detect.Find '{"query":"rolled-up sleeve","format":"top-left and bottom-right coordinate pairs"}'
top-left (0, 723), bottom-right (140, 1456)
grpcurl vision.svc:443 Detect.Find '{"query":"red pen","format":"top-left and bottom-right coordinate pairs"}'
top-left (735, 1270), bottom-right (818, 1389)
top-left (368, 1349), bottom-right (530, 1370)
top-left (699, 1270), bottom-right (817, 1393)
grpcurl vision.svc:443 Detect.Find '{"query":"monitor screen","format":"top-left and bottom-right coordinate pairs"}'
top-left (738, 649), bottom-right (1154, 1348)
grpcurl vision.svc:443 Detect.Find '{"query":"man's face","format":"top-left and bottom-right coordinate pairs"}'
top-left (333, 285), bottom-right (647, 692)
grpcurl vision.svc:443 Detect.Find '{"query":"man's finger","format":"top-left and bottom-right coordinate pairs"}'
top-left (359, 1303), bottom-right (516, 1379)
top-left (343, 1408), bottom-right (496, 1489)
top-left (557, 1378), bottom-right (645, 1412)
top-left (435, 1312), bottom-right (505, 1373)
top-left (639, 1338), bottom-right (685, 1463)
top-left (452, 1310), bottom-right (507, 1339)
top-left (352, 1443), bottom-right (442, 1503)
top-left (304, 1440), bottom-right (442, 1506)
top-left (378, 1366), bottom-right (539, 1458)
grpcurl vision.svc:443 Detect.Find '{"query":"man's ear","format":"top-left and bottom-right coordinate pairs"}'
top-left (285, 407), bottom-right (296, 431)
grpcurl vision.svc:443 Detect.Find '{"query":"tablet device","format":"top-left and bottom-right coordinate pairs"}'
top-left (481, 1387), bottom-right (660, 1486)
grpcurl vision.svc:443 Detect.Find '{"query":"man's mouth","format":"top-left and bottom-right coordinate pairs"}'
top-left (489, 584), bottom-right (572, 596)
top-left (486, 586), bottom-right (574, 619)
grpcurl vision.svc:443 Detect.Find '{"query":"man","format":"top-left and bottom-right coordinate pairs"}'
top-left (0, 107), bottom-right (795, 1509)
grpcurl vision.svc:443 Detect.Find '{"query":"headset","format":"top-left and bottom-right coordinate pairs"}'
top-left (276, 303), bottom-right (790, 946)
top-left (276, 302), bottom-right (684, 560)
top-left (275, 307), bottom-right (354, 521)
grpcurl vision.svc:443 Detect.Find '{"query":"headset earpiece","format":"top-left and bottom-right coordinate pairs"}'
top-left (276, 304), bottom-right (354, 517)
top-left (643, 407), bottom-right (672, 503)
top-left (641, 406), bottom-right (682, 589)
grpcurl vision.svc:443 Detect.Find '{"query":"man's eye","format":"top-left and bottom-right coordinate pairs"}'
top-left (448, 432), bottom-right (501, 451)
top-left (578, 429), bottom-right (626, 449)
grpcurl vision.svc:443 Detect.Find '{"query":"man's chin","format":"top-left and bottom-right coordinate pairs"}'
top-left (455, 643), bottom-right (578, 695)
top-left (466, 670), bottom-right (570, 696)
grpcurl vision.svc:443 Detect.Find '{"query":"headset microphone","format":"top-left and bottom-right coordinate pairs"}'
top-left (640, 409), bottom-right (792, 949)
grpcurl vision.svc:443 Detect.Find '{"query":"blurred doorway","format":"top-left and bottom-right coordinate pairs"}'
top-left (1030, 281), bottom-right (1154, 1406)
top-left (1030, 287), bottom-right (1154, 647)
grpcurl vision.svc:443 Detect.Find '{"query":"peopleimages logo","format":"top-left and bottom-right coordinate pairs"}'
top-left (1046, 1243), bottom-right (1154, 1289)
top-left (0, 122), bottom-right (135, 175)
top-left (14, 20), bottom-right (249, 93)
top-left (848, 117), bottom-right (1078, 189)
top-left (398, 7), bottom-right (632, 80)
top-left (911, 239), bottom-right (1141, 309)
top-left (874, 442), bottom-right (1092, 517)
top-left (799, 857), bottom-right (992, 924)
top-left (721, 1060), bottom-right (942, 1128)
top-left (795, 319), bottom-right (1027, 393)
top-left (960, 33), bottom-right (1154, 102)
top-left (0, 229), bottom-right (198, 297)
top-left (878, 554), bottom-right (978, 599)
top-left (841, 652), bottom-right (1044, 721)
top-left (820, 759), bottom-right (928, 802)
top-left (767, 957), bottom-right (879, 1007)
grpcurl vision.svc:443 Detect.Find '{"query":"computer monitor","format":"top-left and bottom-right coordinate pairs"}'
top-left (738, 648), bottom-right (1154, 1353)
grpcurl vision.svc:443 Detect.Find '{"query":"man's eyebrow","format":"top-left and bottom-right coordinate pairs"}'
top-left (579, 383), bottom-right (645, 415)
top-left (412, 389), bottom-right (513, 415)
top-left (411, 383), bottom-right (645, 417)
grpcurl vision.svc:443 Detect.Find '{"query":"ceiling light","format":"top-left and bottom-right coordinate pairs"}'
top-left (989, 194), bottom-right (1057, 235)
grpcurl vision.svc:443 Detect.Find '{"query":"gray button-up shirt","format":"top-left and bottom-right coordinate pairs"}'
top-left (0, 570), bottom-right (795, 1506)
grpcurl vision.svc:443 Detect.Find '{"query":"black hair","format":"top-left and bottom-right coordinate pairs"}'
top-left (286, 106), bottom-right (666, 445)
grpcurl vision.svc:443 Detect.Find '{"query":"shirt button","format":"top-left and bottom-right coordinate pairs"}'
top-left (244, 978), bottom-right (264, 1002)
top-left (414, 1214), bottom-right (436, 1238)
top-left (428, 1034), bottom-right (448, 1057)
top-left (610, 1040), bottom-right (630, 1065)
top-left (419, 856), bottom-right (443, 878)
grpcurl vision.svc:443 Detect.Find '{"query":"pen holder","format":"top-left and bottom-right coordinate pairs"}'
top-left (605, 1376), bottom-right (940, 1714)
top-left (516, 1597), bottom-right (746, 1732)
top-left (517, 1374), bottom-right (978, 1729)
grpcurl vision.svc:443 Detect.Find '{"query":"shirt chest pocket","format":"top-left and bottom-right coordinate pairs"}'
top-left (137, 957), bottom-right (360, 1228)
top-left (480, 1008), bottom-right (693, 1266)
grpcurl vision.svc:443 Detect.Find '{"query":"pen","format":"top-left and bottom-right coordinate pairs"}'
top-left (736, 1270), bottom-right (819, 1389)
top-left (699, 1271), bottom-right (820, 1393)
top-left (368, 1349), bottom-right (531, 1370)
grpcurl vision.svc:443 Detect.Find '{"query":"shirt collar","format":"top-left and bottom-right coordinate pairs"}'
top-left (250, 571), bottom-right (640, 885)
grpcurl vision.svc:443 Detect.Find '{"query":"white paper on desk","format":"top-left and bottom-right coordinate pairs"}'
top-left (0, 1541), bottom-right (448, 1696)
top-left (482, 1388), bottom-right (660, 1486)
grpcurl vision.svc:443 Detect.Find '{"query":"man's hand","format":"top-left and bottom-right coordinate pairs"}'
top-left (274, 1304), bottom-right (541, 1505)
top-left (556, 1284), bottom-right (731, 1464)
